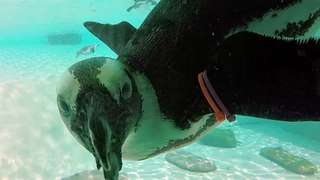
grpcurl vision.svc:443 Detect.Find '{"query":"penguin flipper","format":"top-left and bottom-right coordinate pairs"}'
top-left (84, 21), bottom-right (137, 55)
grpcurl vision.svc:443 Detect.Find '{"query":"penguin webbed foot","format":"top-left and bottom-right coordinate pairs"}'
top-left (127, 5), bottom-right (135, 12)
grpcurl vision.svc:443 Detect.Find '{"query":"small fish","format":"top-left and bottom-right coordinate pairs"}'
top-left (76, 44), bottom-right (98, 58)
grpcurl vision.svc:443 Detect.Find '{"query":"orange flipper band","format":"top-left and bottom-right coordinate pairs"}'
top-left (198, 71), bottom-right (236, 122)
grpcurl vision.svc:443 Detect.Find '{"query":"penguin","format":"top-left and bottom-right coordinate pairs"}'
top-left (76, 44), bottom-right (98, 58)
top-left (56, 57), bottom-right (220, 180)
top-left (57, 0), bottom-right (320, 179)
top-left (127, 0), bottom-right (157, 12)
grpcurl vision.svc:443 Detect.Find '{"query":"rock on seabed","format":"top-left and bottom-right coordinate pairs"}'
top-left (165, 150), bottom-right (217, 172)
top-left (260, 147), bottom-right (318, 175)
top-left (198, 128), bottom-right (237, 148)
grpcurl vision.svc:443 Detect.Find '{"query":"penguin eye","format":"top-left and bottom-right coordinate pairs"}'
top-left (58, 98), bottom-right (70, 115)
top-left (121, 81), bottom-right (132, 100)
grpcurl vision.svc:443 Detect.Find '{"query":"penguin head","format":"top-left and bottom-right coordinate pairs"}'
top-left (56, 57), bottom-right (142, 178)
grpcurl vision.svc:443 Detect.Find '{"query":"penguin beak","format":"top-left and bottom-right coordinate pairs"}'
top-left (83, 91), bottom-right (122, 180)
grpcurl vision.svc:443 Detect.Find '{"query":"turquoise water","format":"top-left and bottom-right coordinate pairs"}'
top-left (0, 0), bottom-right (320, 179)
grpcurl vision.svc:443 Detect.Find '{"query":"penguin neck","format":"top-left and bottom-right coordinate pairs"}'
top-left (133, 73), bottom-right (162, 122)
top-left (122, 73), bottom-right (221, 160)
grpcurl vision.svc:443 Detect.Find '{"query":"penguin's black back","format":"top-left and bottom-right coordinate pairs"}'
top-left (119, 0), bottom-right (303, 129)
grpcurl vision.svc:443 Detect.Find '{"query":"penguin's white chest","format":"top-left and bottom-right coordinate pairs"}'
top-left (122, 113), bottom-right (220, 161)
top-left (121, 74), bottom-right (221, 160)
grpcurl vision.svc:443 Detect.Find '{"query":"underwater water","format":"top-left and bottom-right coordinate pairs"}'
top-left (0, 0), bottom-right (320, 179)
